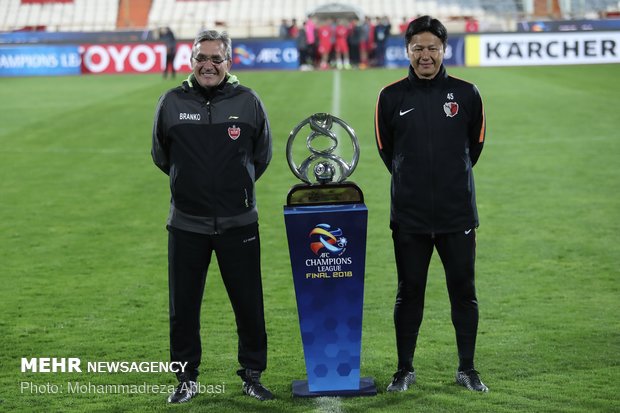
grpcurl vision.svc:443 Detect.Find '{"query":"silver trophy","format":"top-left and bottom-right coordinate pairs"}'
top-left (286, 113), bottom-right (363, 205)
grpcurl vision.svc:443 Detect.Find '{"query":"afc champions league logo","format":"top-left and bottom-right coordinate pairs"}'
top-left (309, 223), bottom-right (347, 256)
top-left (287, 113), bottom-right (359, 185)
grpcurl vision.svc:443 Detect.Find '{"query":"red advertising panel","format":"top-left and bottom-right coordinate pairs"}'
top-left (79, 43), bottom-right (193, 74)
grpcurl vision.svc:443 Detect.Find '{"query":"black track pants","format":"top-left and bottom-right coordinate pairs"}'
top-left (167, 223), bottom-right (267, 381)
top-left (392, 229), bottom-right (479, 372)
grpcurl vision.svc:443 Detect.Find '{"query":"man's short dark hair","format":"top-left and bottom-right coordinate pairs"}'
top-left (405, 15), bottom-right (448, 47)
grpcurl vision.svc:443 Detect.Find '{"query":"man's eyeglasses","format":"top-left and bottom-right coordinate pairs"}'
top-left (193, 55), bottom-right (227, 65)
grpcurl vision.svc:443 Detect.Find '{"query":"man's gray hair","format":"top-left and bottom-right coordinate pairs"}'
top-left (192, 30), bottom-right (232, 60)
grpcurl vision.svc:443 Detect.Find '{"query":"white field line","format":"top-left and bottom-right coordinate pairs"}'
top-left (313, 396), bottom-right (344, 413)
top-left (332, 69), bottom-right (341, 117)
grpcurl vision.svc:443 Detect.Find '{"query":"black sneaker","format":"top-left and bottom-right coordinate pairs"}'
top-left (456, 369), bottom-right (489, 392)
top-left (237, 369), bottom-right (274, 401)
top-left (386, 369), bottom-right (416, 392)
top-left (167, 380), bottom-right (197, 403)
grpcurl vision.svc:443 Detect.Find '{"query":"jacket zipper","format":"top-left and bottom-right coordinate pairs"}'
top-left (424, 83), bottom-right (435, 236)
top-left (205, 100), bottom-right (219, 235)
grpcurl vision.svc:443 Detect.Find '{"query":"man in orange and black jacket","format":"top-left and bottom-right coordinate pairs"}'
top-left (375, 16), bottom-right (488, 394)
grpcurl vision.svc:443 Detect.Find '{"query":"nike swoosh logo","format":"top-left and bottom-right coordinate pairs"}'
top-left (399, 108), bottom-right (415, 116)
top-left (464, 229), bottom-right (472, 235)
top-left (228, 116), bottom-right (239, 119)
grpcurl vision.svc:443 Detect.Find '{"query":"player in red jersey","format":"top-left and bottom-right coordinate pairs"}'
top-left (317, 19), bottom-right (335, 69)
top-left (334, 19), bottom-right (351, 69)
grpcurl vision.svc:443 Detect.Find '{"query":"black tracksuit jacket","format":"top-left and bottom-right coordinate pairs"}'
top-left (375, 64), bottom-right (486, 234)
top-left (152, 74), bottom-right (272, 234)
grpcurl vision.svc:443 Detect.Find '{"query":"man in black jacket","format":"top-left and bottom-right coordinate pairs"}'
top-left (152, 29), bottom-right (273, 403)
top-left (375, 16), bottom-right (488, 393)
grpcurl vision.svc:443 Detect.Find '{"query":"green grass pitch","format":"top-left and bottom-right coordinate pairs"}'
top-left (1, 64), bottom-right (619, 412)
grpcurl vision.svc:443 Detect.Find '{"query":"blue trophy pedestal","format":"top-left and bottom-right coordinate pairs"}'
top-left (285, 179), bottom-right (375, 398)
top-left (285, 114), bottom-right (372, 398)
top-left (292, 377), bottom-right (377, 398)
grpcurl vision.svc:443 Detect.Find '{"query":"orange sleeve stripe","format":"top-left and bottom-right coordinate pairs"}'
top-left (375, 92), bottom-right (383, 150)
top-left (449, 74), bottom-right (486, 144)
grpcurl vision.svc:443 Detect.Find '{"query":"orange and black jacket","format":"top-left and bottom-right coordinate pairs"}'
top-left (375, 64), bottom-right (486, 234)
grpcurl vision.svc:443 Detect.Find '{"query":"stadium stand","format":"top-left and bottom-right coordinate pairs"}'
top-left (0, 0), bottom-right (118, 32)
top-left (145, 0), bottom-right (620, 38)
top-left (0, 0), bottom-right (619, 38)
top-left (146, 0), bottom-right (502, 39)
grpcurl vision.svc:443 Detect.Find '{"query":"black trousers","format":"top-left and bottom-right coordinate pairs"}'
top-left (392, 229), bottom-right (479, 372)
top-left (167, 223), bottom-right (267, 381)
top-left (163, 52), bottom-right (175, 77)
